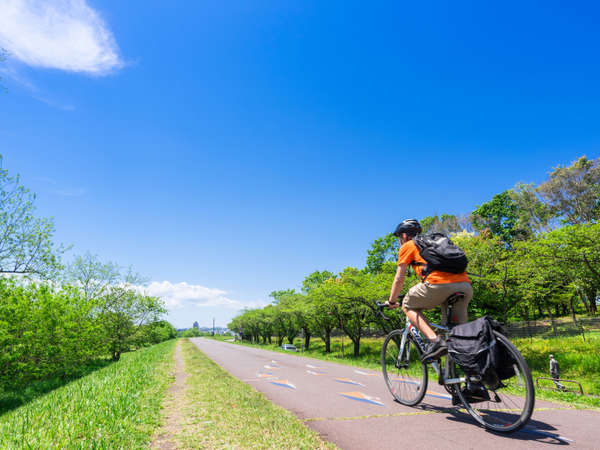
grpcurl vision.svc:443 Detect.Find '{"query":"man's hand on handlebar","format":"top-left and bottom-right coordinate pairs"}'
top-left (385, 300), bottom-right (400, 309)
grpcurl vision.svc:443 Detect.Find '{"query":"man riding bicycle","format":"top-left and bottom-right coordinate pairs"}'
top-left (385, 218), bottom-right (473, 362)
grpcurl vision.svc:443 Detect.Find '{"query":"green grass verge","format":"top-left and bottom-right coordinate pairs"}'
top-left (216, 334), bottom-right (600, 409)
top-left (178, 339), bottom-right (336, 449)
top-left (0, 339), bottom-right (177, 448)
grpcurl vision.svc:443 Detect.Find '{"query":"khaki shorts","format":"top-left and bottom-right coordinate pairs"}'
top-left (402, 281), bottom-right (472, 325)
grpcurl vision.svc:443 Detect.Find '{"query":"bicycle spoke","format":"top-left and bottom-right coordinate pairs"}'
top-left (454, 332), bottom-right (534, 433)
top-left (382, 330), bottom-right (427, 406)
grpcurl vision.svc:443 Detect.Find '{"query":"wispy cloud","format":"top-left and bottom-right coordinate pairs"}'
top-left (0, 62), bottom-right (76, 110)
top-left (0, 0), bottom-right (122, 75)
top-left (141, 281), bottom-right (269, 311)
top-left (53, 187), bottom-right (87, 197)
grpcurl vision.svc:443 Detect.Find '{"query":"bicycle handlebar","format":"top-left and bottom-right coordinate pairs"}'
top-left (375, 302), bottom-right (390, 321)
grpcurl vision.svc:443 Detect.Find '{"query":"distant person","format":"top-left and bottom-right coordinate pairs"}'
top-left (549, 354), bottom-right (564, 390)
top-left (385, 219), bottom-right (472, 361)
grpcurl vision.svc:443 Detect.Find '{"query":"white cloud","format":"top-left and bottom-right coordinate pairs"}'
top-left (141, 281), bottom-right (268, 311)
top-left (0, 0), bottom-right (122, 74)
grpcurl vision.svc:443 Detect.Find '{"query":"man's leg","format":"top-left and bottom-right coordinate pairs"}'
top-left (401, 283), bottom-right (441, 339)
top-left (402, 283), bottom-right (449, 360)
top-left (402, 307), bottom-right (436, 339)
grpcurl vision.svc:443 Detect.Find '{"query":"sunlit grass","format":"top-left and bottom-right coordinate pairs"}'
top-left (178, 339), bottom-right (335, 449)
top-left (0, 340), bottom-right (176, 448)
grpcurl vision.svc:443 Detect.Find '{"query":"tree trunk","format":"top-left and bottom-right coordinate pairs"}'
top-left (547, 307), bottom-right (558, 337)
top-left (569, 295), bottom-right (578, 325)
top-left (554, 304), bottom-right (560, 317)
top-left (353, 337), bottom-right (360, 357)
top-left (580, 292), bottom-right (590, 313)
top-left (538, 305), bottom-right (544, 318)
top-left (304, 332), bottom-right (310, 350)
top-left (325, 329), bottom-right (331, 353)
top-left (589, 293), bottom-right (598, 315)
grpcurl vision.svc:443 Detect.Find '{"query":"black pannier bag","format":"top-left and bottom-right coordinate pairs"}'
top-left (447, 316), bottom-right (517, 390)
top-left (413, 233), bottom-right (468, 281)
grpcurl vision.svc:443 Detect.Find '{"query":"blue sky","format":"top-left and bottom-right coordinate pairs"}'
top-left (1, 1), bottom-right (598, 328)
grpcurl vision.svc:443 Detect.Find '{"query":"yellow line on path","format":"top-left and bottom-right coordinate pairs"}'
top-left (303, 406), bottom-right (572, 423)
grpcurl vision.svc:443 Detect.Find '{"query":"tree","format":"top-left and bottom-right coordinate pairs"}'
top-left (538, 156), bottom-right (600, 224)
top-left (508, 183), bottom-right (553, 235)
top-left (421, 214), bottom-right (462, 234)
top-left (64, 252), bottom-right (121, 301)
top-left (322, 267), bottom-right (392, 357)
top-left (532, 223), bottom-right (600, 315)
top-left (471, 191), bottom-right (525, 244)
top-left (66, 253), bottom-right (166, 360)
top-left (302, 270), bottom-right (335, 293)
top-left (0, 156), bottom-right (65, 276)
top-left (102, 288), bottom-right (166, 360)
top-left (302, 271), bottom-right (336, 352)
top-left (366, 233), bottom-right (399, 273)
top-left (452, 231), bottom-right (520, 323)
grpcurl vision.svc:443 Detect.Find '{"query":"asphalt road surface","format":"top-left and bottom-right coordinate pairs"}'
top-left (190, 338), bottom-right (597, 449)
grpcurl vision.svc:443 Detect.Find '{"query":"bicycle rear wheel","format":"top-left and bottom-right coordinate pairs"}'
top-left (382, 329), bottom-right (428, 406)
top-left (453, 331), bottom-right (535, 433)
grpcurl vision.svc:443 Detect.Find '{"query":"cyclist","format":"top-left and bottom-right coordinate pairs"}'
top-left (385, 218), bottom-right (473, 362)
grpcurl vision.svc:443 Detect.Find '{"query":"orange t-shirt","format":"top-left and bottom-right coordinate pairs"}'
top-left (397, 239), bottom-right (470, 284)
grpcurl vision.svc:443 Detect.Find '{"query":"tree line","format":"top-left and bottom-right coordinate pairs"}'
top-left (229, 156), bottom-right (600, 356)
top-left (0, 157), bottom-right (175, 391)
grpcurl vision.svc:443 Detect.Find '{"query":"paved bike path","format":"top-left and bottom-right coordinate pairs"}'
top-left (190, 338), bottom-right (597, 449)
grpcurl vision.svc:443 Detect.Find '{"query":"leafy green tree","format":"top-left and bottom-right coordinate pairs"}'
top-left (302, 271), bottom-right (336, 351)
top-left (0, 156), bottom-right (65, 276)
top-left (509, 183), bottom-right (553, 235)
top-left (322, 267), bottom-right (392, 356)
top-left (302, 270), bottom-right (335, 293)
top-left (64, 252), bottom-right (121, 301)
top-left (137, 320), bottom-right (177, 344)
top-left (66, 253), bottom-right (167, 360)
top-left (513, 238), bottom-right (576, 329)
top-left (101, 288), bottom-right (166, 360)
top-left (531, 223), bottom-right (600, 315)
top-left (0, 279), bottom-right (105, 389)
top-left (538, 156), bottom-right (600, 224)
top-left (452, 231), bottom-right (521, 323)
top-left (471, 191), bottom-right (522, 244)
top-left (366, 233), bottom-right (399, 273)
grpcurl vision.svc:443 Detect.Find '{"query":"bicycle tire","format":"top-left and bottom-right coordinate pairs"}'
top-left (453, 331), bottom-right (535, 433)
top-left (381, 329), bottom-right (428, 406)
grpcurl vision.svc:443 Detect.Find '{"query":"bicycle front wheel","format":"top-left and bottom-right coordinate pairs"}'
top-left (382, 329), bottom-right (428, 406)
top-left (454, 331), bottom-right (535, 433)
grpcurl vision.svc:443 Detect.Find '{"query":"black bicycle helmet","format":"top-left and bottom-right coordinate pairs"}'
top-left (393, 219), bottom-right (422, 237)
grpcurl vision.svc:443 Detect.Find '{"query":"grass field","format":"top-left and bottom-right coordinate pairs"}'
top-left (177, 339), bottom-right (335, 449)
top-left (0, 339), bottom-right (176, 448)
top-left (217, 333), bottom-right (600, 409)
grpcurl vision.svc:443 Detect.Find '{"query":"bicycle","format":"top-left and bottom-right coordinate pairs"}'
top-left (377, 293), bottom-right (535, 433)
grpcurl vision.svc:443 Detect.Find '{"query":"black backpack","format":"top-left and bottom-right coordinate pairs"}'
top-left (447, 316), bottom-right (517, 390)
top-left (413, 233), bottom-right (468, 281)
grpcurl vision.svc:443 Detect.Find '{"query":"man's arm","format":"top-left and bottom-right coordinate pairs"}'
top-left (387, 263), bottom-right (408, 308)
